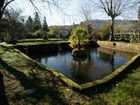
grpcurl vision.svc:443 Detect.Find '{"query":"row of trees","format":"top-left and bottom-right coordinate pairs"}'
top-left (81, 0), bottom-right (139, 41)
top-left (0, 10), bottom-right (49, 43)
top-left (0, 0), bottom-right (62, 21)
top-left (25, 12), bottom-right (49, 32)
top-left (0, 0), bottom-right (139, 43)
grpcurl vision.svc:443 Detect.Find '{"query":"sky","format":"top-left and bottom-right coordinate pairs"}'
top-left (10, 0), bottom-right (139, 26)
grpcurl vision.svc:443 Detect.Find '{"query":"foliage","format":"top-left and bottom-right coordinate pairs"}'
top-left (114, 23), bottom-right (134, 34)
top-left (130, 34), bottom-right (137, 43)
top-left (2, 32), bottom-right (16, 44)
top-left (33, 12), bottom-right (42, 31)
top-left (69, 26), bottom-right (88, 49)
top-left (48, 26), bottom-right (71, 38)
top-left (90, 0), bottom-right (137, 41)
top-left (35, 29), bottom-right (48, 39)
top-left (25, 16), bottom-right (34, 32)
top-left (43, 16), bottom-right (49, 32)
top-left (96, 23), bottom-right (110, 40)
top-left (48, 26), bottom-right (60, 38)
top-left (0, 10), bottom-right (26, 43)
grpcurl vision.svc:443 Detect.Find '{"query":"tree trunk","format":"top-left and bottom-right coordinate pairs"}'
top-left (0, 0), bottom-right (5, 20)
top-left (78, 39), bottom-right (80, 50)
top-left (109, 17), bottom-right (115, 41)
top-left (0, 11), bottom-right (2, 20)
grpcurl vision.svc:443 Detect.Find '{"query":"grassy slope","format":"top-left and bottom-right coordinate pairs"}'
top-left (0, 45), bottom-right (140, 105)
top-left (86, 66), bottom-right (140, 105)
top-left (0, 46), bottom-right (89, 105)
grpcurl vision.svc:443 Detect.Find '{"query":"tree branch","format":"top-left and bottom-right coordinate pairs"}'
top-left (29, 0), bottom-right (40, 12)
top-left (2, 0), bottom-right (15, 13)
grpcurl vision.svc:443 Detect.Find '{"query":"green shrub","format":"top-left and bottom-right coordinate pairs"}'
top-left (35, 29), bottom-right (48, 38)
top-left (96, 26), bottom-right (110, 40)
top-left (130, 34), bottom-right (137, 43)
top-left (69, 26), bottom-right (88, 49)
top-left (2, 32), bottom-right (17, 44)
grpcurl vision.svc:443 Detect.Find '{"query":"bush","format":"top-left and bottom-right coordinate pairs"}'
top-left (48, 32), bottom-right (57, 38)
top-left (130, 34), bottom-right (137, 43)
top-left (69, 26), bottom-right (88, 49)
top-left (35, 29), bottom-right (48, 38)
top-left (2, 33), bottom-right (17, 44)
top-left (96, 23), bottom-right (110, 40)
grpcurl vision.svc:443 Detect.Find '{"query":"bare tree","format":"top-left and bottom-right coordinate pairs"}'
top-left (81, 5), bottom-right (95, 41)
top-left (81, 6), bottom-right (92, 24)
top-left (90, 0), bottom-right (138, 41)
top-left (0, 0), bottom-right (65, 20)
top-left (0, 0), bottom-right (15, 19)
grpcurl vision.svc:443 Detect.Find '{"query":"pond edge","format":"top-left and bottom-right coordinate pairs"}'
top-left (1, 45), bottom-right (140, 90)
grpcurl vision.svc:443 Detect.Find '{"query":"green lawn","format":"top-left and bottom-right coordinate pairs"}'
top-left (16, 38), bottom-right (69, 46)
top-left (0, 45), bottom-right (140, 105)
top-left (87, 66), bottom-right (140, 105)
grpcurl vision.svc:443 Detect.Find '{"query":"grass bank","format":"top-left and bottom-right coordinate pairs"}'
top-left (0, 45), bottom-right (89, 105)
top-left (14, 39), bottom-right (70, 55)
top-left (16, 38), bottom-right (69, 46)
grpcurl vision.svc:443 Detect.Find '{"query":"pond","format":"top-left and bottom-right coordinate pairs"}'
top-left (31, 47), bottom-right (136, 84)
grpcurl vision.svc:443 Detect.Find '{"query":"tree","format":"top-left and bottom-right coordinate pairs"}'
top-left (91, 0), bottom-right (138, 41)
top-left (81, 5), bottom-right (95, 41)
top-left (25, 16), bottom-right (34, 32)
top-left (33, 12), bottom-right (41, 31)
top-left (0, 0), bottom-right (15, 20)
top-left (0, 0), bottom-right (64, 21)
top-left (48, 26), bottom-right (61, 38)
top-left (69, 26), bottom-right (88, 50)
top-left (43, 16), bottom-right (49, 32)
top-left (35, 29), bottom-right (47, 38)
top-left (81, 5), bottom-right (92, 24)
top-left (0, 9), bottom-right (26, 43)
top-left (96, 21), bottom-right (110, 40)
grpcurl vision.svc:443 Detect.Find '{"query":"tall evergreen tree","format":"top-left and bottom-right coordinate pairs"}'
top-left (33, 12), bottom-right (41, 31)
top-left (43, 16), bottom-right (49, 32)
top-left (25, 16), bottom-right (33, 32)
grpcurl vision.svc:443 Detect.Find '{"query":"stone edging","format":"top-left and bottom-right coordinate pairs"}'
top-left (97, 41), bottom-right (140, 53)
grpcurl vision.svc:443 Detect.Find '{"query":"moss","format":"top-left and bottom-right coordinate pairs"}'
top-left (80, 53), bottom-right (140, 90)
top-left (13, 48), bottom-right (81, 89)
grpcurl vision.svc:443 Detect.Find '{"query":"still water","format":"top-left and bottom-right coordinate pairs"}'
top-left (32, 47), bottom-right (136, 84)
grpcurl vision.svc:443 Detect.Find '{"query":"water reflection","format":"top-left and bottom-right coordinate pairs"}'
top-left (98, 51), bottom-right (115, 71)
top-left (32, 47), bottom-right (136, 84)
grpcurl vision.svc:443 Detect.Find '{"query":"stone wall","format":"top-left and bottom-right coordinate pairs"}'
top-left (97, 41), bottom-right (140, 53)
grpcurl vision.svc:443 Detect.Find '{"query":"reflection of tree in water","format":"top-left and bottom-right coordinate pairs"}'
top-left (71, 48), bottom-right (118, 83)
top-left (71, 58), bottom-right (88, 84)
top-left (71, 49), bottom-right (94, 84)
top-left (98, 51), bottom-right (115, 71)
top-left (110, 52), bottom-right (115, 71)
